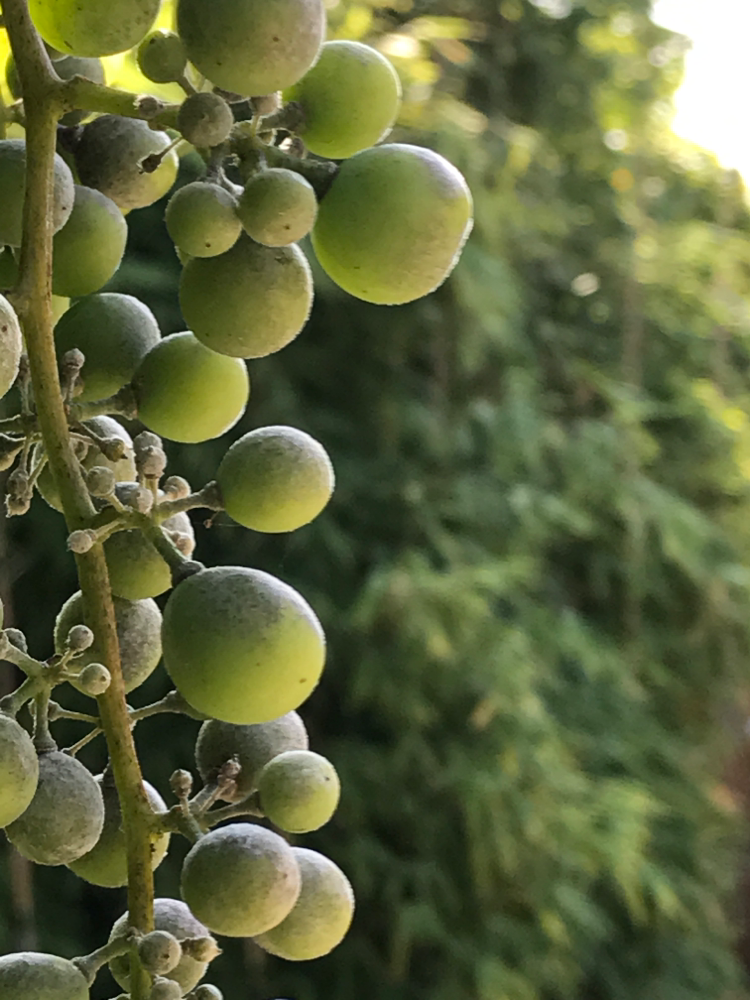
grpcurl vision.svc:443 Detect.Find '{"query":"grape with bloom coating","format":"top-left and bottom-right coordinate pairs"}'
top-left (0, 952), bottom-right (89, 1000)
top-left (217, 424), bottom-right (334, 532)
top-left (74, 115), bottom-right (178, 212)
top-left (0, 294), bottom-right (22, 401)
top-left (137, 30), bottom-right (187, 83)
top-left (162, 566), bottom-right (325, 724)
top-left (180, 236), bottom-right (313, 358)
top-left (181, 822), bottom-right (301, 937)
top-left (165, 182), bottom-right (241, 258)
top-left (237, 168), bottom-right (317, 247)
top-left (104, 506), bottom-right (194, 600)
top-left (0, 714), bottom-right (39, 828)
top-left (6, 750), bottom-right (105, 865)
top-left (138, 931), bottom-right (183, 976)
top-left (54, 292), bottom-right (160, 402)
top-left (177, 0), bottom-right (325, 97)
top-left (0, 139), bottom-right (74, 246)
top-left (258, 750), bottom-right (340, 833)
top-left (68, 773), bottom-right (170, 887)
top-left (286, 40), bottom-right (402, 159)
top-left (177, 93), bottom-right (234, 148)
top-left (254, 847), bottom-right (354, 960)
top-left (312, 143), bottom-right (473, 304)
top-left (36, 415), bottom-right (137, 512)
top-left (54, 590), bottom-right (162, 694)
top-left (53, 186), bottom-right (128, 297)
top-left (30, 0), bottom-right (161, 57)
top-left (195, 712), bottom-right (309, 801)
top-left (109, 898), bottom-right (213, 994)
top-left (133, 332), bottom-right (250, 443)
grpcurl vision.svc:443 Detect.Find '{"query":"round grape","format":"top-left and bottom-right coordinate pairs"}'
top-left (237, 168), bottom-right (317, 247)
top-left (52, 186), bottom-right (128, 297)
top-left (0, 294), bottom-right (22, 401)
top-left (258, 750), bottom-right (340, 833)
top-left (0, 139), bottom-right (74, 246)
top-left (0, 714), bottom-right (39, 829)
top-left (30, 0), bottom-right (162, 58)
top-left (137, 30), bottom-right (187, 83)
top-left (104, 507), bottom-right (195, 600)
top-left (0, 952), bottom-right (89, 1000)
top-left (177, 92), bottom-right (234, 148)
top-left (165, 182), bottom-right (241, 258)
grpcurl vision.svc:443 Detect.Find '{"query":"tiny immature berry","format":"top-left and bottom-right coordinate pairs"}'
top-left (76, 662), bottom-right (112, 696)
top-left (181, 937), bottom-right (222, 963)
top-left (163, 475), bottom-right (191, 499)
top-left (137, 30), bottom-right (187, 84)
top-left (67, 529), bottom-right (97, 554)
top-left (150, 977), bottom-right (183, 1000)
top-left (191, 986), bottom-right (223, 1000)
top-left (177, 92), bottom-right (234, 148)
top-left (138, 930), bottom-right (183, 976)
top-left (170, 768), bottom-right (194, 800)
top-left (66, 624), bottom-right (94, 652)
top-left (86, 465), bottom-right (117, 497)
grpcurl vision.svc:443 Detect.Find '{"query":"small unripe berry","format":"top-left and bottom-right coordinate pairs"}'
top-left (181, 937), bottom-right (222, 963)
top-left (138, 931), bottom-right (183, 976)
top-left (86, 465), bottom-right (117, 497)
top-left (115, 481), bottom-right (154, 514)
top-left (150, 977), bottom-right (183, 1000)
top-left (137, 30), bottom-right (187, 84)
top-left (170, 768), bottom-right (193, 800)
top-left (258, 750), bottom-right (340, 833)
top-left (177, 92), bottom-right (234, 148)
top-left (237, 168), bottom-right (317, 248)
top-left (67, 529), bottom-right (97, 554)
top-left (251, 93), bottom-right (281, 116)
top-left (4, 627), bottom-right (27, 652)
top-left (76, 662), bottom-right (112, 696)
top-left (191, 986), bottom-right (223, 1000)
top-left (163, 475), bottom-right (191, 499)
top-left (66, 624), bottom-right (94, 652)
top-left (0, 952), bottom-right (89, 1000)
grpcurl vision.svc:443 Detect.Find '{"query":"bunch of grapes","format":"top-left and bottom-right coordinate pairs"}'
top-left (0, 0), bottom-right (473, 998)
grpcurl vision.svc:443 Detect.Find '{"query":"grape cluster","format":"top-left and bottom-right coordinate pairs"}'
top-left (0, 0), bottom-right (473, 997)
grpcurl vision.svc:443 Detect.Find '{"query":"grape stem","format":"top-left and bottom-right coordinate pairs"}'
top-left (1, 3), bottom-right (155, 997)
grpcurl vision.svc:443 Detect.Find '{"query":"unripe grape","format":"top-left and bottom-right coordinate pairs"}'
top-left (138, 30), bottom-right (187, 83)
top-left (176, 0), bottom-right (325, 97)
top-left (0, 714), bottom-right (39, 828)
top-left (104, 508), bottom-right (195, 600)
top-left (53, 186), bottom-right (128, 297)
top-left (30, 0), bottom-right (161, 57)
top-left (177, 93), bottom-right (234, 148)
top-left (162, 566), bottom-right (325, 724)
top-left (237, 168), bottom-right (317, 247)
top-left (312, 143), bottom-right (473, 304)
top-left (54, 292), bottom-right (160, 402)
top-left (109, 898), bottom-right (213, 995)
top-left (0, 294), bottom-right (23, 401)
top-left (6, 750), bottom-right (105, 865)
top-left (195, 712), bottom-right (309, 802)
top-left (65, 623), bottom-right (95, 651)
top-left (75, 115), bottom-right (178, 212)
top-left (37, 416), bottom-right (137, 512)
top-left (0, 139), bottom-right (74, 246)
top-left (258, 750), bottom-right (340, 833)
top-left (251, 93), bottom-right (281, 116)
top-left (0, 952), bottom-right (89, 1000)
top-left (138, 931), bottom-right (182, 976)
top-left (133, 331), bottom-right (249, 444)
top-left (76, 662), bottom-right (112, 696)
top-left (163, 475), bottom-right (191, 500)
top-left (180, 236), bottom-right (313, 358)
top-left (116, 481), bottom-right (154, 514)
top-left (86, 465), bottom-right (117, 497)
top-left (67, 529), bottom-right (97, 554)
top-left (55, 590), bottom-right (161, 693)
top-left (217, 425), bottom-right (334, 533)
top-left (165, 182), bottom-right (241, 258)
top-left (191, 986), bottom-right (223, 1000)
top-left (254, 848), bottom-right (354, 960)
top-left (286, 41), bottom-right (402, 159)
top-left (181, 822), bottom-right (301, 937)
top-left (151, 978), bottom-right (183, 1000)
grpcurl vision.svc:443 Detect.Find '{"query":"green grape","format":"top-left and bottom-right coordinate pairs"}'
top-left (0, 952), bottom-right (89, 1000)
top-left (179, 235), bottom-right (313, 358)
top-left (52, 186), bottom-right (128, 297)
top-left (0, 139), bottom-right (74, 246)
top-left (133, 332), bottom-right (250, 443)
top-left (36, 415), bottom-right (137, 512)
top-left (0, 294), bottom-right (22, 401)
top-left (54, 292), bottom-right (160, 402)
top-left (162, 566), bottom-right (325, 724)
top-left (177, 92), bottom-right (234, 148)
top-left (104, 507), bottom-right (194, 600)
top-left (74, 115), bottom-right (178, 212)
top-left (258, 750), bottom-right (340, 833)
top-left (176, 0), bottom-right (325, 97)
top-left (254, 848), bottom-right (354, 960)
top-left (312, 143), bottom-right (473, 304)
top-left (30, 0), bottom-right (162, 58)
top-left (0, 714), bottom-right (39, 828)
top-left (6, 750), bottom-right (105, 866)
top-left (51, 295), bottom-right (69, 323)
top-left (6, 53), bottom-right (106, 125)
top-left (165, 181), bottom-right (241, 258)
top-left (54, 590), bottom-right (162, 693)
top-left (195, 712), bottom-right (309, 802)
top-left (137, 930), bottom-right (182, 977)
top-left (236, 168), bottom-right (317, 247)
top-left (216, 424), bottom-right (334, 532)
top-left (137, 30), bottom-right (187, 84)
top-left (180, 823), bottom-right (301, 937)
top-left (0, 247), bottom-right (18, 290)
top-left (68, 774), bottom-right (170, 887)
top-left (109, 898), bottom-right (212, 995)
top-left (285, 40), bottom-right (402, 159)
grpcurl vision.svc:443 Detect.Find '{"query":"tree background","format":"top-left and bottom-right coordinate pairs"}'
top-left (3, 1), bottom-right (750, 999)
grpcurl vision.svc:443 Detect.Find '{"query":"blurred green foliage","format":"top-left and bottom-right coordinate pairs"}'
top-left (3, 1), bottom-right (750, 999)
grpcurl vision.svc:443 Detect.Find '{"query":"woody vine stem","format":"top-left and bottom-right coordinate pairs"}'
top-left (1, 2), bottom-right (156, 997)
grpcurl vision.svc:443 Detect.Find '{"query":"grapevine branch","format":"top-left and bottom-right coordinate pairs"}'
top-left (1, 2), bottom-right (155, 997)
